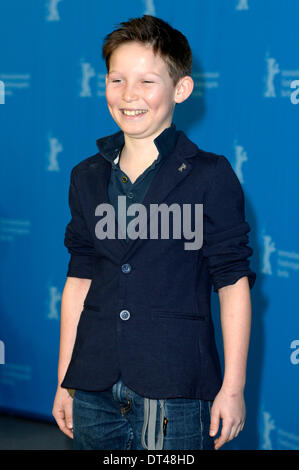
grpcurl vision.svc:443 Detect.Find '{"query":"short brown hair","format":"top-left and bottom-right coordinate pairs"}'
top-left (102, 15), bottom-right (192, 86)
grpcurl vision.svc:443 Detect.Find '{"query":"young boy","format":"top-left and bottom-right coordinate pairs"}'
top-left (52, 15), bottom-right (256, 451)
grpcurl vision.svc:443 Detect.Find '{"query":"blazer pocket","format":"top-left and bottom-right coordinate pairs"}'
top-left (152, 310), bottom-right (206, 321)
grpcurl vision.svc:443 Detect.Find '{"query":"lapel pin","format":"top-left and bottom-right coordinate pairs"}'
top-left (178, 163), bottom-right (187, 172)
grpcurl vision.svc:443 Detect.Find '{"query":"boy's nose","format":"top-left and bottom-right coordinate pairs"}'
top-left (122, 84), bottom-right (138, 101)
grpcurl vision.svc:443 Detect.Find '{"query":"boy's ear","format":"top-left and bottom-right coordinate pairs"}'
top-left (174, 76), bottom-right (194, 104)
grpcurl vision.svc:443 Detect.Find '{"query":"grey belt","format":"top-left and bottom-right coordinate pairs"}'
top-left (141, 398), bottom-right (166, 450)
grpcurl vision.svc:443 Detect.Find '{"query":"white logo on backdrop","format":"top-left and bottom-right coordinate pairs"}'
top-left (0, 364), bottom-right (32, 386)
top-left (262, 234), bottom-right (276, 275)
top-left (79, 62), bottom-right (96, 97)
top-left (0, 81), bottom-right (5, 104)
top-left (46, 0), bottom-right (62, 22)
top-left (262, 411), bottom-right (275, 450)
top-left (47, 136), bottom-right (63, 172)
top-left (0, 74), bottom-right (30, 97)
top-left (234, 141), bottom-right (248, 184)
top-left (143, 0), bottom-right (156, 15)
top-left (0, 218), bottom-right (31, 242)
top-left (261, 409), bottom-right (299, 450)
top-left (47, 286), bottom-right (62, 320)
top-left (0, 341), bottom-right (5, 365)
top-left (277, 250), bottom-right (299, 278)
top-left (236, 0), bottom-right (249, 10)
top-left (264, 56), bottom-right (280, 98)
top-left (192, 72), bottom-right (220, 97)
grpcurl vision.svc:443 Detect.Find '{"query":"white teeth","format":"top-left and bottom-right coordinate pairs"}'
top-left (122, 109), bottom-right (147, 116)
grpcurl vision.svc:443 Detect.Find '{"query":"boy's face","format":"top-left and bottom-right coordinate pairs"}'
top-left (105, 41), bottom-right (180, 141)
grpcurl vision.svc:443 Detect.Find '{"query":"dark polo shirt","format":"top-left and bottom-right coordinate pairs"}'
top-left (100, 123), bottom-right (178, 242)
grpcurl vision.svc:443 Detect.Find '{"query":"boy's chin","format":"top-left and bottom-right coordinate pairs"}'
top-left (115, 120), bottom-right (150, 135)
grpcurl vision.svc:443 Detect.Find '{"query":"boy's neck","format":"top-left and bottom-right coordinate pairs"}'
top-left (120, 137), bottom-right (159, 166)
top-left (121, 123), bottom-right (172, 165)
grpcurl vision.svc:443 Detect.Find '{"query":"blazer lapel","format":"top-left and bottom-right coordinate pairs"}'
top-left (94, 156), bottom-right (129, 255)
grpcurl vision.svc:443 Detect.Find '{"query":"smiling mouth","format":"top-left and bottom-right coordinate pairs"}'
top-left (120, 109), bottom-right (148, 116)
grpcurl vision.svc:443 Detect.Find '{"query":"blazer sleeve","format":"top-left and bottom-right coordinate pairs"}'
top-left (64, 167), bottom-right (96, 279)
top-left (202, 155), bottom-right (256, 293)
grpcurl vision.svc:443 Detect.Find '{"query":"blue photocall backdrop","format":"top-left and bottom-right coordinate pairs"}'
top-left (0, 0), bottom-right (298, 450)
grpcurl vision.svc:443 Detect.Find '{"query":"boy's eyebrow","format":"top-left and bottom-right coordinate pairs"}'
top-left (108, 70), bottom-right (162, 77)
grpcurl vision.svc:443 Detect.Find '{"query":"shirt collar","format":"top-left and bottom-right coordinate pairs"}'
top-left (96, 123), bottom-right (178, 165)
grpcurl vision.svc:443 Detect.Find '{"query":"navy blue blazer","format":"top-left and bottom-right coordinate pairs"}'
top-left (61, 127), bottom-right (256, 400)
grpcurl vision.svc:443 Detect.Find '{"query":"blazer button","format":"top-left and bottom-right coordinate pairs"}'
top-left (121, 263), bottom-right (131, 273)
top-left (120, 310), bottom-right (130, 320)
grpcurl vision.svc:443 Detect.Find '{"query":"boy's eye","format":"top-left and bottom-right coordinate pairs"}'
top-left (109, 79), bottom-right (154, 84)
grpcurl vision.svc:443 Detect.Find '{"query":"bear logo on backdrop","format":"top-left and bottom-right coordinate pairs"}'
top-left (262, 235), bottom-right (276, 276)
top-left (261, 231), bottom-right (299, 279)
top-left (47, 286), bottom-right (62, 321)
top-left (46, 0), bottom-right (62, 22)
top-left (261, 409), bottom-right (299, 450)
top-left (262, 411), bottom-right (275, 450)
top-left (0, 341), bottom-right (4, 365)
top-left (46, 136), bottom-right (63, 172)
top-left (236, 0), bottom-right (249, 10)
top-left (234, 141), bottom-right (248, 185)
top-left (143, 0), bottom-right (156, 15)
top-left (0, 80), bottom-right (5, 104)
top-left (264, 52), bottom-right (299, 101)
top-left (79, 61), bottom-right (96, 97)
top-left (264, 56), bottom-right (280, 98)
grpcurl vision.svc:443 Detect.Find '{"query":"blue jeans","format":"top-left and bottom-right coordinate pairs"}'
top-left (72, 378), bottom-right (215, 450)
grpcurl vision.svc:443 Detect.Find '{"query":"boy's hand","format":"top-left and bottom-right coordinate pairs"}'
top-left (209, 388), bottom-right (245, 450)
top-left (52, 386), bottom-right (74, 439)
